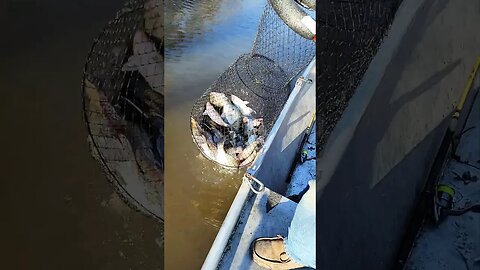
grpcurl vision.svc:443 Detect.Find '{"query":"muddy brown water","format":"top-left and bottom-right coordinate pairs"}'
top-left (0, 1), bottom-right (163, 269)
top-left (164, 0), bottom-right (265, 268)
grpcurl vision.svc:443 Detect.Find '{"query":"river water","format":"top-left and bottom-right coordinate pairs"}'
top-left (164, 0), bottom-right (265, 268)
top-left (0, 1), bottom-right (163, 269)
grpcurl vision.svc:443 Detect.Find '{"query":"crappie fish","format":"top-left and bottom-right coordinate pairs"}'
top-left (239, 150), bottom-right (257, 167)
top-left (191, 118), bottom-right (216, 160)
top-left (222, 102), bottom-right (242, 126)
top-left (209, 92), bottom-right (230, 108)
top-left (202, 129), bottom-right (217, 152)
top-left (144, 0), bottom-right (163, 41)
top-left (216, 140), bottom-right (239, 167)
top-left (231, 94), bottom-right (255, 116)
top-left (203, 102), bottom-right (229, 127)
top-left (237, 137), bottom-right (264, 161)
top-left (226, 146), bottom-right (244, 158)
top-left (243, 117), bottom-right (264, 136)
top-left (247, 134), bottom-right (257, 145)
top-left (155, 135), bottom-right (164, 169)
top-left (191, 117), bottom-right (204, 138)
top-left (211, 128), bottom-right (224, 144)
top-left (130, 125), bottom-right (163, 179)
top-left (122, 30), bottom-right (163, 95)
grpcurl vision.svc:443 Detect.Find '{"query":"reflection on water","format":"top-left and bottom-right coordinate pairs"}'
top-left (165, 0), bottom-right (224, 54)
top-left (165, 0), bottom-right (265, 268)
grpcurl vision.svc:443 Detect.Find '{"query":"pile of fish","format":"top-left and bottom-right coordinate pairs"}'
top-left (191, 92), bottom-right (264, 168)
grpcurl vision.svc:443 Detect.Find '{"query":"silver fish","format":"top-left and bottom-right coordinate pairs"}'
top-left (231, 94), bottom-right (255, 116)
top-left (225, 146), bottom-right (244, 158)
top-left (239, 150), bottom-right (257, 167)
top-left (122, 30), bottom-right (163, 95)
top-left (131, 125), bottom-right (163, 179)
top-left (144, 0), bottom-right (163, 41)
top-left (237, 137), bottom-right (263, 161)
top-left (247, 134), bottom-right (257, 145)
top-left (216, 140), bottom-right (239, 167)
top-left (203, 130), bottom-right (218, 152)
top-left (203, 102), bottom-right (229, 127)
top-left (209, 92), bottom-right (230, 108)
top-left (211, 128), bottom-right (224, 144)
top-left (230, 118), bottom-right (243, 132)
top-left (222, 103), bottom-right (242, 126)
top-left (196, 122), bottom-right (217, 153)
top-left (191, 118), bottom-right (216, 160)
top-left (243, 117), bottom-right (264, 136)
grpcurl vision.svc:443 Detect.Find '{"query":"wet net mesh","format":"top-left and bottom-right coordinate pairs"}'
top-left (82, 0), bottom-right (164, 221)
top-left (316, 0), bottom-right (402, 154)
top-left (190, 0), bottom-right (315, 168)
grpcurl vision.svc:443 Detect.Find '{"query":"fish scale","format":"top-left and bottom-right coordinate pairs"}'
top-left (204, 102), bottom-right (229, 127)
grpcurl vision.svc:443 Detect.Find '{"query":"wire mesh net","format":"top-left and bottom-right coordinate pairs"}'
top-left (316, 0), bottom-right (402, 153)
top-left (190, 0), bottom-right (315, 169)
top-left (82, 0), bottom-right (164, 221)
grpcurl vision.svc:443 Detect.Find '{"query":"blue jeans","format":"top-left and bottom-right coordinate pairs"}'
top-left (284, 180), bottom-right (316, 268)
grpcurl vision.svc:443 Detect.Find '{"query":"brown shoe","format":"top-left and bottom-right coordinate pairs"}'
top-left (252, 236), bottom-right (305, 269)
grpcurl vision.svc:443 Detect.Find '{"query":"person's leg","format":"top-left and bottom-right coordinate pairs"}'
top-left (252, 180), bottom-right (316, 269)
top-left (284, 180), bottom-right (316, 268)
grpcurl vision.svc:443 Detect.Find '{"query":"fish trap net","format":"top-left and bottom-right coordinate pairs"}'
top-left (316, 0), bottom-right (402, 152)
top-left (190, 0), bottom-right (315, 169)
top-left (82, 0), bottom-right (164, 221)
